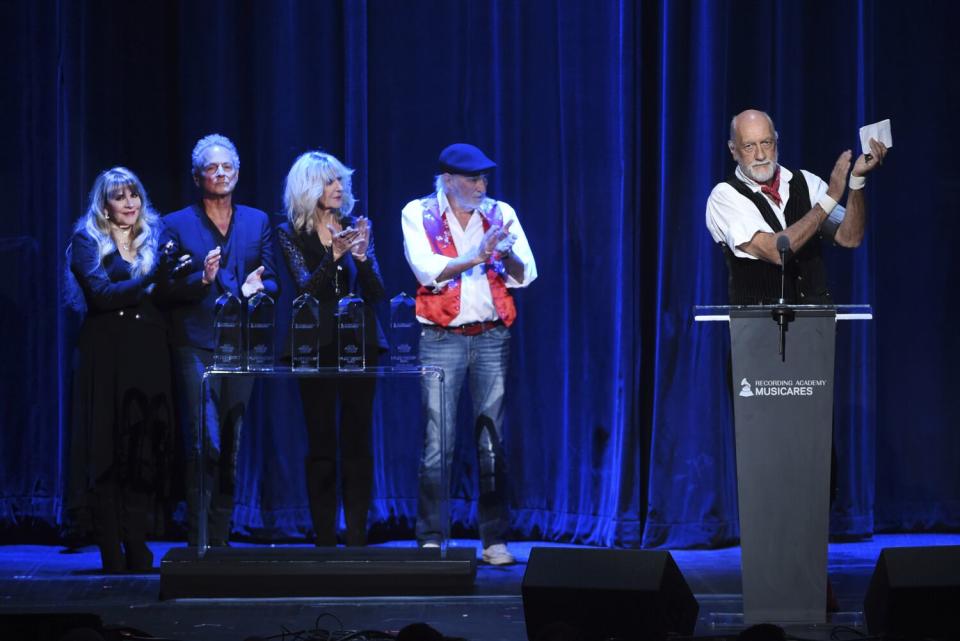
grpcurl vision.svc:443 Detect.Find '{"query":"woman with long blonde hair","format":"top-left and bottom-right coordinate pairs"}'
top-left (277, 151), bottom-right (387, 546)
top-left (65, 167), bottom-right (174, 572)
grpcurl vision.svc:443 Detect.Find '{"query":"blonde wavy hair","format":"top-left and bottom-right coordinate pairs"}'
top-left (64, 167), bottom-right (161, 311)
top-left (284, 151), bottom-right (355, 234)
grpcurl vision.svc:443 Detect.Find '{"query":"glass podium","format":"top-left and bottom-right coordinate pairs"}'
top-left (159, 365), bottom-right (479, 598)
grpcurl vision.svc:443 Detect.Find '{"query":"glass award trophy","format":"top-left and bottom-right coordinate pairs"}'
top-left (291, 293), bottom-right (321, 371)
top-left (213, 293), bottom-right (243, 370)
top-left (246, 291), bottom-right (276, 372)
top-left (337, 292), bottom-right (365, 371)
top-left (390, 292), bottom-right (419, 367)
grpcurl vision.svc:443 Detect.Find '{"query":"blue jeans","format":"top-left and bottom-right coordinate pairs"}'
top-left (416, 324), bottom-right (511, 547)
top-left (174, 346), bottom-right (254, 545)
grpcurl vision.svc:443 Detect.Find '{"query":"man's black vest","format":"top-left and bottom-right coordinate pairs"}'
top-left (721, 171), bottom-right (832, 305)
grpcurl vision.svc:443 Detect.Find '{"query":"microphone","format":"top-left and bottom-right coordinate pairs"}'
top-left (774, 234), bottom-right (793, 361)
top-left (776, 233), bottom-right (791, 254)
top-left (776, 235), bottom-right (791, 305)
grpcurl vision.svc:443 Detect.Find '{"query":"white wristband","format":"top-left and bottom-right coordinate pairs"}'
top-left (849, 175), bottom-right (866, 190)
top-left (817, 194), bottom-right (838, 215)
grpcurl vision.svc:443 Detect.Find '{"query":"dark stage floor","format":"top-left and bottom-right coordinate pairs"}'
top-left (2, 533), bottom-right (958, 641)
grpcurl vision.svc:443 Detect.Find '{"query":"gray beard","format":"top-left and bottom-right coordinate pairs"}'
top-left (453, 193), bottom-right (483, 211)
top-left (743, 161), bottom-right (777, 184)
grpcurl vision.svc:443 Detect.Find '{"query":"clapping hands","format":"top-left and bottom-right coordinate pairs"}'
top-left (477, 220), bottom-right (517, 263)
top-left (158, 240), bottom-right (193, 280)
top-left (327, 216), bottom-right (371, 262)
top-left (350, 216), bottom-right (371, 261)
top-left (826, 138), bottom-right (889, 201)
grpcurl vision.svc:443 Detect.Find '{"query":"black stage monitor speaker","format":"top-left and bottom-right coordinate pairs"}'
top-left (521, 547), bottom-right (698, 641)
top-left (0, 613), bottom-right (104, 641)
top-left (864, 545), bottom-right (960, 640)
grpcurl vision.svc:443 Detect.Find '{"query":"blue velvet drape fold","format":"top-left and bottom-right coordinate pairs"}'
top-left (2, 0), bottom-right (958, 547)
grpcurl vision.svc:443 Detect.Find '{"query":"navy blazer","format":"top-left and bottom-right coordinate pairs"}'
top-left (159, 203), bottom-right (279, 349)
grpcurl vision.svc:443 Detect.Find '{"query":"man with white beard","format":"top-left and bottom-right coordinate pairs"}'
top-left (401, 143), bottom-right (537, 565)
top-left (707, 110), bottom-right (890, 612)
top-left (706, 109), bottom-right (888, 304)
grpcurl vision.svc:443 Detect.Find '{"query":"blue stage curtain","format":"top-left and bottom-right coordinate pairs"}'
top-left (2, 0), bottom-right (958, 546)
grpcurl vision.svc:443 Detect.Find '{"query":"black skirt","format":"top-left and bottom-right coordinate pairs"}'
top-left (66, 298), bottom-right (176, 509)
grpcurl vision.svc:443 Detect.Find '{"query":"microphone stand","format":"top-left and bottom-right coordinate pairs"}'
top-left (772, 240), bottom-right (794, 362)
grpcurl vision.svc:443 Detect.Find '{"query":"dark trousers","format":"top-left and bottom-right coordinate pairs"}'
top-left (175, 346), bottom-right (253, 546)
top-left (300, 345), bottom-right (378, 546)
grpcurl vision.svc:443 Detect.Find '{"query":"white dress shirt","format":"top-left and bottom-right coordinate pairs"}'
top-left (705, 165), bottom-right (846, 260)
top-left (401, 189), bottom-right (537, 325)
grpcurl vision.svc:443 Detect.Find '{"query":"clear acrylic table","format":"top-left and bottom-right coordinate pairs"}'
top-left (159, 364), bottom-right (478, 599)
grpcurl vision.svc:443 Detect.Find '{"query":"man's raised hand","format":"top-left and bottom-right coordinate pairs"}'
top-left (827, 151), bottom-right (852, 201)
top-left (853, 137), bottom-right (889, 177)
top-left (202, 246), bottom-right (222, 285)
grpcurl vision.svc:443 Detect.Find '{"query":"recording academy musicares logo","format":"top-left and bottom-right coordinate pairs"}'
top-left (739, 377), bottom-right (827, 398)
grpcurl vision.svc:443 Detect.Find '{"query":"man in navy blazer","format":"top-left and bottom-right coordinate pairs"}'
top-left (160, 133), bottom-right (279, 546)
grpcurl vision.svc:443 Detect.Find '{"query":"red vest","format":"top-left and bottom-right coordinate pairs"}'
top-left (415, 196), bottom-right (517, 327)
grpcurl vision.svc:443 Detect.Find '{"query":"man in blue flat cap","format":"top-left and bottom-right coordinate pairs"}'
top-left (402, 143), bottom-right (537, 565)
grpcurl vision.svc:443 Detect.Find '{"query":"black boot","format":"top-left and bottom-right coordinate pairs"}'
top-left (208, 465), bottom-right (234, 546)
top-left (342, 457), bottom-right (373, 547)
top-left (305, 457), bottom-right (338, 546)
top-left (121, 489), bottom-right (154, 571)
top-left (91, 486), bottom-right (125, 573)
top-left (184, 462), bottom-right (212, 547)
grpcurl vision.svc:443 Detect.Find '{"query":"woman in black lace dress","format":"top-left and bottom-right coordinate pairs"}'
top-left (277, 151), bottom-right (387, 546)
top-left (65, 167), bottom-right (174, 572)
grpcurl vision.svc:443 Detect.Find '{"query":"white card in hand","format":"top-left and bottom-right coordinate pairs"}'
top-left (859, 119), bottom-right (892, 154)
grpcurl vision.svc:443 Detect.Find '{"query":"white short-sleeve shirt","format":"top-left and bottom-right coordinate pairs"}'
top-left (705, 165), bottom-right (845, 259)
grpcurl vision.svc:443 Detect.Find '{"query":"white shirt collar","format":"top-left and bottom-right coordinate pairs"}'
top-left (437, 189), bottom-right (455, 216)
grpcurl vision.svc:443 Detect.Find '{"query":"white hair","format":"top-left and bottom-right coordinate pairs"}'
top-left (284, 151), bottom-right (356, 234)
top-left (191, 133), bottom-right (240, 175)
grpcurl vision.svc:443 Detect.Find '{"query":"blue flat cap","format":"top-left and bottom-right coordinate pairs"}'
top-left (438, 143), bottom-right (496, 176)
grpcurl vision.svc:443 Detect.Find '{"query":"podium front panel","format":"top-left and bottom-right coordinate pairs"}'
top-left (730, 308), bottom-right (835, 624)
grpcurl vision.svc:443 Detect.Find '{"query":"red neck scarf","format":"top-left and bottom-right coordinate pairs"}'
top-left (758, 167), bottom-right (782, 206)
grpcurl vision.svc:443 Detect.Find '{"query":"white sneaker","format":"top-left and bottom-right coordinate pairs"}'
top-left (482, 543), bottom-right (516, 566)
